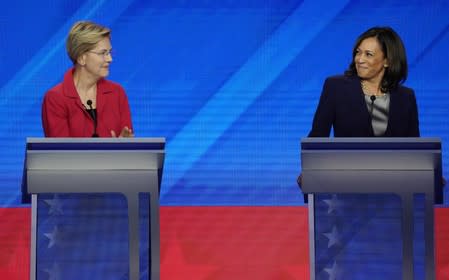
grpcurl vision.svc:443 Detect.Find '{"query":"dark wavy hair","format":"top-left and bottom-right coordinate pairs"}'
top-left (345, 26), bottom-right (408, 93)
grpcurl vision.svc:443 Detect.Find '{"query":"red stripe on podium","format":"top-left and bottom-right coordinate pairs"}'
top-left (0, 208), bottom-right (30, 280)
top-left (160, 206), bottom-right (310, 280)
top-left (1, 206), bottom-right (449, 279)
top-left (435, 207), bottom-right (449, 279)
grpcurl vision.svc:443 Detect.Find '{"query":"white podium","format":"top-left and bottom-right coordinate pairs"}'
top-left (301, 138), bottom-right (442, 280)
top-left (24, 138), bottom-right (165, 280)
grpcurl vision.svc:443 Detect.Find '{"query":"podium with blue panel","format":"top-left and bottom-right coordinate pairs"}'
top-left (301, 138), bottom-right (442, 280)
top-left (24, 138), bottom-right (165, 280)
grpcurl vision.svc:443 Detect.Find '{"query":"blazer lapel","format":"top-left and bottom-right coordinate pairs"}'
top-left (384, 88), bottom-right (398, 136)
top-left (350, 76), bottom-right (375, 136)
top-left (97, 82), bottom-right (105, 118)
top-left (63, 68), bottom-right (87, 112)
top-left (96, 79), bottom-right (113, 119)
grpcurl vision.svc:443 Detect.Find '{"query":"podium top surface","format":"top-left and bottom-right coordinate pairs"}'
top-left (26, 137), bottom-right (165, 151)
top-left (301, 137), bottom-right (441, 150)
top-left (301, 137), bottom-right (442, 171)
top-left (25, 138), bottom-right (166, 171)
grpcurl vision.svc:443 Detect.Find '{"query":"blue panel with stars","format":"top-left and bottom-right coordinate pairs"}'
top-left (36, 193), bottom-right (150, 280)
top-left (313, 193), bottom-right (425, 280)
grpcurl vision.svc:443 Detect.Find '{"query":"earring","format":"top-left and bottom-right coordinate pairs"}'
top-left (384, 64), bottom-right (388, 68)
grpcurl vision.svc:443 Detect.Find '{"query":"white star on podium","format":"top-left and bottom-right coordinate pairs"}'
top-left (44, 195), bottom-right (63, 215)
top-left (43, 263), bottom-right (61, 280)
top-left (324, 261), bottom-right (342, 280)
top-left (323, 194), bottom-right (342, 214)
top-left (323, 225), bottom-right (341, 248)
top-left (44, 226), bottom-right (60, 248)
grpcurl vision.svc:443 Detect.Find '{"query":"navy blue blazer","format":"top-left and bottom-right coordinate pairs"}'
top-left (308, 75), bottom-right (420, 137)
top-left (303, 75), bottom-right (445, 203)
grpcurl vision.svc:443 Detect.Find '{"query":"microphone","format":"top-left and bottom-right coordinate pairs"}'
top-left (369, 95), bottom-right (376, 117)
top-left (86, 99), bottom-right (98, 137)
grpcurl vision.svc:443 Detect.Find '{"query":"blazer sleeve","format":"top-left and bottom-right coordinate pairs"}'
top-left (308, 78), bottom-right (335, 137)
top-left (408, 90), bottom-right (420, 137)
top-left (42, 91), bottom-right (70, 137)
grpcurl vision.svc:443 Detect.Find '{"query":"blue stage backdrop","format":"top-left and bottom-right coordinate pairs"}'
top-left (0, 0), bottom-right (448, 207)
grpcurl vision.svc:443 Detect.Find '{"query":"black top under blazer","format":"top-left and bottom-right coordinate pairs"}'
top-left (308, 75), bottom-right (419, 137)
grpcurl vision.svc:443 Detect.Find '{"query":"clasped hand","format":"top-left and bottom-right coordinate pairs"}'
top-left (111, 126), bottom-right (134, 138)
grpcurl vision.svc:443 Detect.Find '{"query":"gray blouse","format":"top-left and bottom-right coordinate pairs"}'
top-left (364, 94), bottom-right (390, 136)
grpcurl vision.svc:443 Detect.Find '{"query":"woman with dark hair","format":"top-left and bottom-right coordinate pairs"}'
top-left (308, 26), bottom-right (419, 137)
top-left (298, 27), bottom-right (425, 200)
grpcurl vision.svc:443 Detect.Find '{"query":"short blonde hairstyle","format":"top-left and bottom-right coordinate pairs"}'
top-left (66, 21), bottom-right (111, 65)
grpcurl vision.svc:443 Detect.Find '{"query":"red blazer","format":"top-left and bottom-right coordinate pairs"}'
top-left (42, 68), bottom-right (133, 137)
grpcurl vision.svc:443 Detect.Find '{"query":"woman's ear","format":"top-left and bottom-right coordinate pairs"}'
top-left (77, 53), bottom-right (87, 66)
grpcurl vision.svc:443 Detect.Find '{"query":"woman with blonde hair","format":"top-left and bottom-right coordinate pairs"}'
top-left (42, 21), bottom-right (133, 137)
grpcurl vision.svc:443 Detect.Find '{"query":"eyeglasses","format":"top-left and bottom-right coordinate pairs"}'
top-left (88, 49), bottom-right (113, 58)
